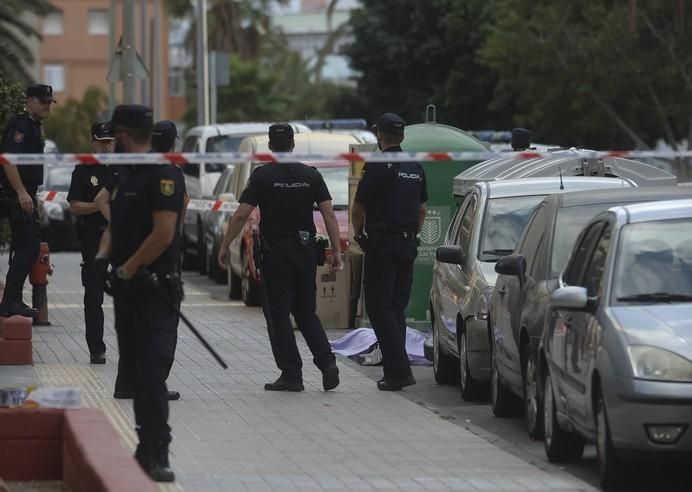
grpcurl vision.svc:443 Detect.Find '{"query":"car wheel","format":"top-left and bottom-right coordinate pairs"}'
top-left (432, 312), bottom-right (459, 385)
top-left (210, 244), bottom-right (226, 284)
top-left (241, 248), bottom-right (262, 307)
top-left (596, 386), bottom-right (622, 489)
top-left (459, 331), bottom-right (479, 401)
top-left (181, 236), bottom-right (197, 271)
top-left (523, 343), bottom-right (544, 439)
top-left (229, 265), bottom-right (242, 299)
top-left (197, 225), bottom-right (207, 275)
top-left (491, 346), bottom-right (522, 417)
top-left (543, 369), bottom-right (584, 462)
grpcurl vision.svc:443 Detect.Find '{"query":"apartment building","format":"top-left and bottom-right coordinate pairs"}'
top-left (39, 0), bottom-right (182, 119)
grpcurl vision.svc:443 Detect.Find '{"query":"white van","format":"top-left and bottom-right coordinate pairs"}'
top-left (180, 122), bottom-right (311, 270)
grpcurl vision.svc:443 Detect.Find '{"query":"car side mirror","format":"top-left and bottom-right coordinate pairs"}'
top-left (218, 192), bottom-right (236, 202)
top-left (551, 286), bottom-right (589, 311)
top-left (495, 254), bottom-right (527, 287)
top-left (436, 246), bottom-right (465, 265)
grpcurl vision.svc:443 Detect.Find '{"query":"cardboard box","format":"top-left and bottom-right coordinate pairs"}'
top-left (316, 254), bottom-right (351, 330)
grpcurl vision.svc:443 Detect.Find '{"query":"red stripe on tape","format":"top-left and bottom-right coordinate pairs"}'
top-left (165, 153), bottom-right (188, 165)
top-left (211, 201), bottom-right (222, 211)
top-left (518, 151), bottom-right (542, 159)
top-left (428, 153), bottom-right (452, 161)
top-left (252, 153), bottom-right (278, 163)
top-left (76, 154), bottom-right (100, 165)
top-left (0, 155), bottom-right (9, 165)
top-left (338, 152), bottom-right (365, 162)
top-left (604, 151), bottom-right (631, 158)
top-left (46, 191), bottom-right (57, 201)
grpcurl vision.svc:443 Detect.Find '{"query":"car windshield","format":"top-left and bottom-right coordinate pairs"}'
top-left (612, 219), bottom-right (692, 302)
top-left (46, 167), bottom-right (73, 191)
top-left (316, 167), bottom-right (348, 209)
top-left (205, 135), bottom-right (245, 173)
top-left (552, 204), bottom-right (615, 274)
top-left (479, 195), bottom-right (545, 260)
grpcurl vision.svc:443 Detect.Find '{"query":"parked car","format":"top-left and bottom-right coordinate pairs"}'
top-left (225, 132), bottom-right (356, 305)
top-left (490, 186), bottom-right (692, 439)
top-left (180, 122), bottom-right (311, 272)
top-left (541, 199), bottom-right (692, 488)
top-left (40, 165), bottom-right (79, 250)
top-left (431, 177), bottom-right (633, 400)
top-left (201, 166), bottom-right (239, 283)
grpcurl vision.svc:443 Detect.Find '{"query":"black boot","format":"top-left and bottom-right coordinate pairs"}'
top-left (146, 440), bottom-right (175, 482)
top-left (0, 281), bottom-right (37, 318)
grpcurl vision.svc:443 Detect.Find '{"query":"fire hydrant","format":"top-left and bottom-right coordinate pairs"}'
top-left (30, 242), bottom-right (53, 326)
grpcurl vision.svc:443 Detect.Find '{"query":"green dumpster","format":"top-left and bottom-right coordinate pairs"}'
top-left (400, 122), bottom-right (487, 329)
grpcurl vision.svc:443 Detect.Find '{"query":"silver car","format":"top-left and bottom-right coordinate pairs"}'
top-left (541, 199), bottom-right (692, 489)
top-left (429, 176), bottom-right (632, 400)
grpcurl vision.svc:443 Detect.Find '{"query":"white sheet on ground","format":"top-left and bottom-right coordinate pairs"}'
top-left (330, 327), bottom-right (432, 365)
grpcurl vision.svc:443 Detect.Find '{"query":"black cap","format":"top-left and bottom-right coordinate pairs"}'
top-left (26, 84), bottom-right (56, 103)
top-left (372, 112), bottom-right (405, 136)
top-left (91, 122), bottom-right (113, 141)
top-left (268, 123), bottom-right (294, 142)
top-left (152, 120), bottom-right (178, 152)
top-left (511, 128), bottom-right (531, 151)
top-left (108, 104), bottom-right (154, 130)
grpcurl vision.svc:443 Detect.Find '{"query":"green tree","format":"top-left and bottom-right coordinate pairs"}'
top-left (0, 0), bottom-right (55, 83)
top-left (346, 0), bottom-right (511, 129)
top-left (43, 87), bottom-right (108, 152)
top-left (0, 71), bottom-right (25, 129)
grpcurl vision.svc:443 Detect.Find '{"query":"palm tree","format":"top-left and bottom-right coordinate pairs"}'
top-left (0, 0), bottom-right (55, 83)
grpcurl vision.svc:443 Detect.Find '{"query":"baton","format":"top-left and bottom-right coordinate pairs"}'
top-left (253, 232), bottom-right (279, 349)
top-left (139, 269), bottom-right (229, 370)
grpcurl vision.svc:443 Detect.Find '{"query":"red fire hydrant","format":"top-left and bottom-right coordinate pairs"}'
top-left (30, 242), bottom-right (53, 326)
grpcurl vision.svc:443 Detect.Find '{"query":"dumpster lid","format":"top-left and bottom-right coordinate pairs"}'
top-left (453, 149), bottom-right (676, 197)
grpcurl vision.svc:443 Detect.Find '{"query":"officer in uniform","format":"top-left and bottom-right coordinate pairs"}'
top-left (95, 105), bottom-right (183, 482)
top-left (352, 112), bottom-right (428, 391)
top-left (218, 123), bottom-right (341, 392)
top-left (0, 84), bottom-right (55, 317)
top-left (67, 122), bottom-right (114, 364)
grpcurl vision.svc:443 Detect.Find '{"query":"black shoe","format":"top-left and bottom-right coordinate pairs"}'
top-left (113, 389), bottom-right (135, 399)
top-left (90, 352), bottom-right (106, 364)
top-left (322, 364), bottom-right (340, 391)
top-left (377, 375), bottom-right (416, 391)
top-left (167, 390), bottom-right (181, 401)
top-left (134, 442), bottom-right (149, 470)
top-left (0, 300), bottom-right (38, 318)
top-left (145, 440), bottom-right (175, 483)
top-left (264, 377), bottom-right (304, 392)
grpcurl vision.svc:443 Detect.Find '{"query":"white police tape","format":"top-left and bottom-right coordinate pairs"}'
top-left (38, 191), bottom-right (238, 212)
top-left (2, 148), bottom-right (692, 166)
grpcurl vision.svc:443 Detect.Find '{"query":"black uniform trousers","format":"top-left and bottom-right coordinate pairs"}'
top-left (363, 234), bottom-right (417, 382)
top-left (262, 238), bottom-right (335, 382)
top-left (79, 225), bottom-right (106, 355)
top-left (113, 280), bottom-right (176, 442)
top-left (6, 190), bottom-right (41, 291)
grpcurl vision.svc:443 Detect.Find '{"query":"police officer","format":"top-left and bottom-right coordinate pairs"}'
top-left (0, 84), bottom-right (55, 317)
top-left (67, 122), bottom-right (114, 364)
top-left (218, 123), bottom-right (341, 392)
top-left (95, 105), bottom-right (182, 481)
top-left (352, 112), bottom-right (428, 391)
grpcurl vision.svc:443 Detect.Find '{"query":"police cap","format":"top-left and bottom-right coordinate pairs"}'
top-left (152, 120), bottom-right (178, 152)
top-left (91, 122), bottom-right (114, 141)
top-left (268, 123), bottom-right (294, 142)
top-left (108, 104), bottom-right (154, 131)
top-left (26, 84), bottom-right (57, 103)
top-left (372, 112), bottom-right (405, 136)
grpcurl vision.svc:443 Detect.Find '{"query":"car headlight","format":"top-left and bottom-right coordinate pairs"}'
top-left (475, 287), bottom-right (493, 321)
top-left (43, 202), bottom-right (64, 221)
top-left (627, 346), bottom-right (692, 381)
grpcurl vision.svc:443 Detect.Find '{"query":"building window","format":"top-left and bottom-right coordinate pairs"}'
top-left (88, 9), bottom-right (109, 35)
top-left (43, 11), bottom-right (64, 35)
top-left (168, 67), bottom-right (185, 97)
top-left (43, 65), bottom-right (65, 92)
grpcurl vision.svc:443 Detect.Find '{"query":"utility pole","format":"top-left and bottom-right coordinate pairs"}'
top-left (210, 51), bottom-right (217, 124)
top-left (140, 0), bottom-right (149, 106)
top-left (108, 0), bottom-right (116, 114)
top-left (196, 0), bottom-right (209, 126)
top-left (122, 0), bottom-right (137, 104)
top-left (152, 0), bottom-right (162, 121)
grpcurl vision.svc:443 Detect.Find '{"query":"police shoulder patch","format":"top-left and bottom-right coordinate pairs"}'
top-left (13, 131), bottom-right (24, 143)
top-left (160, 179), bottom-right (175, 196)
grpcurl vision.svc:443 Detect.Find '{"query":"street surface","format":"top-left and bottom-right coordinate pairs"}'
top-left (2, 252), bottom-right (689, 491)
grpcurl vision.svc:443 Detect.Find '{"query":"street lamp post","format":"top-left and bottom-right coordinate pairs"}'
top-left (196, 0), bottom-right (210, 126)
top-left (122, 0), bottom-right (137, 104)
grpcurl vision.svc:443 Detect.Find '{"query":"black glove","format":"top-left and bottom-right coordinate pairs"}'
top-left (92, 257), bottom-right (112, 295)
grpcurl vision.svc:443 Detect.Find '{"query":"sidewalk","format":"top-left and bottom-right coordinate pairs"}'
top-left (5, 253), bottom-right (595, 491)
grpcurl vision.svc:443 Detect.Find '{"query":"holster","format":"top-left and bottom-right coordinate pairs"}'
top-left (156, 271), bottom-right (185, 304)
top-left (314, 237), bottom-right (328, 266)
